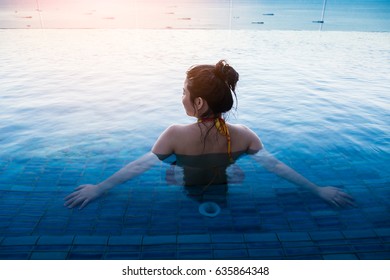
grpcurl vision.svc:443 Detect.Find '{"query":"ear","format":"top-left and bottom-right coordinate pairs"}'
top-left (194, 97), bottom-right (204, 110)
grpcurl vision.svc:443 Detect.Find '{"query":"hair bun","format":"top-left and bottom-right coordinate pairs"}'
top-left (215, 60), bottom-right (239, 92)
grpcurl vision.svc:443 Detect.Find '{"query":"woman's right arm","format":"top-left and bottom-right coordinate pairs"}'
top-left (64, 152), bottom-right (160, 209)
top-left (64, 125), bottom-right (178, 209)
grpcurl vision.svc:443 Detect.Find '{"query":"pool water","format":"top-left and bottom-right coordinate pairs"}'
top-left (0, 29), bottom-right (389, 260)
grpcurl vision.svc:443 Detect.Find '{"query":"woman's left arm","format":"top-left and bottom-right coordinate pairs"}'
top-left (251, 149), bottom-right (355, 207)
top-left (243, 127), bottom-right (355, 207)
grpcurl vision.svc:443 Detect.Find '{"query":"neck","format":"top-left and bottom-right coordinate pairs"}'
top-left (197, 116), bottom-right (225, 126)
top-left (197, 114), bottom-right (222, 121)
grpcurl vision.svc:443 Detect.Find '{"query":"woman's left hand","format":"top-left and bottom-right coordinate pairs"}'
top-left (64, 184), bottom-right (105, 209)
top-left (317, 186), bottom-right (356, 208)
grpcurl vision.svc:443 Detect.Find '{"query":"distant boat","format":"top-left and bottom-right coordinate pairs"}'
top-left (262, 13), bottom-right (274, 16)
top-left (251, 21), bottom-right (264, 24)
top-left (312, 20), bottom-right (324, 23)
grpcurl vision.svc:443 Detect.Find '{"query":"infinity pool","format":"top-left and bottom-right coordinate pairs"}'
top-left (0, 29), bottom-right (389, 259)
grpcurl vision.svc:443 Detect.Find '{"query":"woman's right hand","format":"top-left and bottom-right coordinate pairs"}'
top-left (64, 184), bottom-right (105, 210)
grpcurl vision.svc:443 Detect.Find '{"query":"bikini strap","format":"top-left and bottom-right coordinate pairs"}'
top-left (198, 117), bottom-right (234, 163)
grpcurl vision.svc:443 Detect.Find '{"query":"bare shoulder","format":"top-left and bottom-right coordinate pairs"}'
top-left (165, 123), bottom-right (195, 135)
top-left (156, 123), bottom-right (190, 143)
top-left (151, 123), bottom-right (193, 157)
top-left (164, 123), bottom-right (180, 134)
top-left (228, 123), bottom-right (256, 137)
top-left (228, 123), bottom-right (263, 154)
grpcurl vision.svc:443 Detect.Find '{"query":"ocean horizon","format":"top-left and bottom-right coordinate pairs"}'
top-left (0, 0), bottom-right (389, 31)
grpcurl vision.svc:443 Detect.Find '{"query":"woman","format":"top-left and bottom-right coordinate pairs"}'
top-left (64, 60), bottom-right (354, 209)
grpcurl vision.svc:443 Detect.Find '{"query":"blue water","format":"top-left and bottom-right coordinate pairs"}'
top-left (0, 29), bottom-right (389, 259)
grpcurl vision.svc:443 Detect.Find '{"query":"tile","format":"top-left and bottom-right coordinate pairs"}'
top-left (282, 241), bottom-right (315, 248)
top-left (37, 235), bottom-right (75, 245)
top-left (211, 233), bottom-right (244, 243)
top-left (309, 230), bottom-right (344, 241)
top-left (289, 223), bottom-right (318, 231)
top-left (277, 232), bottom-right (311, 242)
top-left (148, 228), bottom-right (178, 236)
top-left (233, 224), bottom-right (262, 232)
top-left (104, 252), bottom-right (141, 260)
top-left (352, 244), bottom-right (387, 252)
top-left (342, 229), bottom-right (378, 239)
top-left (244, 233), bottom-right (279, 243)
top-left (34, 245), bottom-right (71, 251)
top-left (0, 245), bottom-right (33, 254)
top-left (177, 243), bottom-right (212, 251)
top-left (93, 228), bottom-right (122, 235)
top-left (30, 252), bottom-right (68, 260)
top-left (121, 228), bottom-right (148, 235)
top-left (256, 224), bottom-right (286, 231)
top-left (67, 252), bottom-right (104, 260)
top-left (357, 252), bottom-right (390, 260)
top-left (319, 245), bottom-right (353, 254)
top-left (315, 239), bottom-right (348, 246)
top-left (213, 249), bottom-right (248, 259)
top-left (179, 226), bottom-right (208, 234)
top-left (246, 241), bottom-right (282, 250)
top-left (107, 245), bottom-right (142, 252)
top-left (141, 251), bottom-right (177, 260)
top-left (284, 246), bottom-right (321, 257)
top-left (248, 249), bottom-right (284, 258)
top-left (348, 238), bottom-right (382, 245)
top-left (142, 235), bottom-right (176, 245)
top-left (374, 228), bottom-right (390, 237)
top-left (323, 254), bottom-right (359, 260)
top-left (108, 235), bottom-right (142, 245)
top-left (74, 236), bottom-right (109, 245)
top-left (287, 255), bottom-right (323, 260)
top-left (213, 243), bottom-right (246, 250)
top-left (71, 245), bottom-right (107, 252)
top-left (33, 228), bottom-right (67, 235)
top-left (2, 236), bottom-right (39, 246)
top-left (0, 253), bottom-right (30, 260)
top-left (177, 234), bottom-right (211, 244)
top-left (177, 250), bottom-right (213, 259)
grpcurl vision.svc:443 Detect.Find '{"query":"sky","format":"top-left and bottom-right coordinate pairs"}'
top-left (0, 0), bottom-right (389, 30)
top-left (0, 0), bottom-right (167, 28)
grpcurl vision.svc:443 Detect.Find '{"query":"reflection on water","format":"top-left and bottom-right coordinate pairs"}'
top-left (1, 29), bottom-right (388, 160)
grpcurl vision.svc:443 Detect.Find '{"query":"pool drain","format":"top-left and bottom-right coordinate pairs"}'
top-left (198, 202), bottom-right (221, 217)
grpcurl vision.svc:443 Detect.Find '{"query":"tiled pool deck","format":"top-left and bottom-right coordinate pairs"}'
top-left (0, 156), bottom-right (389, 260)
